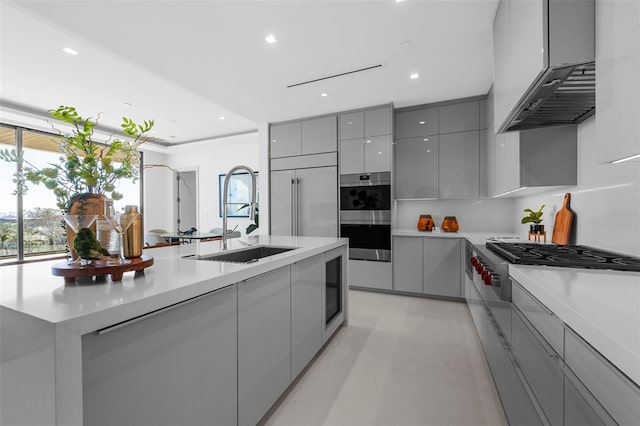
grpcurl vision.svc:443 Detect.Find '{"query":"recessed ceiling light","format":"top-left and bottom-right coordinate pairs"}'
top-left (320, 92), bottom-right (328, 97)
top-left (347, 121), bottom-right (353, 125)
top-left (62, 47), bottom-right (79, 56)
top-left (265, 34), bottom-right (277, 44)
top-left (219, 116), bottom-right (226, 120)
top-left (122, 102), bottom-right (132, 107)
top-left (419, 121), bottom-right (426, 125)
top-left (410, 73), bottom-right (420, 79)
top-left (423, 138), bottom-right (429, 141)
top-left (396, 0), bottom-right (405, 3)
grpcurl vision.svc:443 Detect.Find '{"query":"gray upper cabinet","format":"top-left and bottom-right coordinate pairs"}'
top-left (270, 122), bottom-right (302, 158)
top-left (395, 136), bottom-right (439, 199)
top-left (339, 112), bottom-right (364, 140)
top-left (438, 101), bottom-right (480, 134)
top-left (364, 134), bottom-right (392, 173)
top-left (365, 107), bottom-right (392, 137)
top-left (438, 131), bottom-right (480, 199)
top-left (395, 108), bottom-right (439, 139)
top-left (302, 116), bottom-right (337, 155)
top-left (339, 138), bottom-right (365, 175)
top-left (271, 117), bottom-right (337, 159)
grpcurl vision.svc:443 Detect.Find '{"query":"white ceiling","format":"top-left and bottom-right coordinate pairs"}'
top-left (0, 0), bottom-right (498, 146)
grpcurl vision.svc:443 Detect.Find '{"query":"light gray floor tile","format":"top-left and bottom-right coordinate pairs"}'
top-left (263, 290), bottom-right (508, 426)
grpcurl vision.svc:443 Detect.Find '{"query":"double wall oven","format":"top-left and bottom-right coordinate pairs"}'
top-left (339, 172), bottom-right (391, 262)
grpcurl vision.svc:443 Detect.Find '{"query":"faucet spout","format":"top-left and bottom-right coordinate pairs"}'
top-left (222, 165), bottom-right (257, 250)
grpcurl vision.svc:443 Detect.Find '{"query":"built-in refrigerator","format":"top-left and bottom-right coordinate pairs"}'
top-left (270, 166), bottom-right (338, 238)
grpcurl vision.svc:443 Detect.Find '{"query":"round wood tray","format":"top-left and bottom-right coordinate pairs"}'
top-left (52, 255), bottom-right (154, 283)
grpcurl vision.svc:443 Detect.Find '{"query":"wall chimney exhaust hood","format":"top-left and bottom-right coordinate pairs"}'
top-left (493, 0), bottom-right (595, 133)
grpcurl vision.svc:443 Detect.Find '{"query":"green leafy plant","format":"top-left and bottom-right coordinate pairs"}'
top-left (521, 204), bottom-right (545, 225)
top-left (238, 204), bottom-right (259, 234)
top-left (0, 106), bottom-right (154, 211)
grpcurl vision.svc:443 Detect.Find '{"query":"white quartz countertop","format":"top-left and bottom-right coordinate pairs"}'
top-left (509, 265), bottom-right (640, 386)
top-left (0, 235), bottom-right (347, 334)
top-left (393, 229), bottom-right (519, 246)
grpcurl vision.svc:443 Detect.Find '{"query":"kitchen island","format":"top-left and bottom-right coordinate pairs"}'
top-left (1, 235), bottom-right (348, 426)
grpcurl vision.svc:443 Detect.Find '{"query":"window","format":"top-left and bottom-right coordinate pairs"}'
top-left (0, 125), bottom-right (142, 264)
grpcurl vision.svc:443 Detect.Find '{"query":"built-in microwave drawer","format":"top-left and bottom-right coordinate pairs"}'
top-left (511, 279), bottom-right (563, 357)
top-left (564, 326), bottom-right (640, 425)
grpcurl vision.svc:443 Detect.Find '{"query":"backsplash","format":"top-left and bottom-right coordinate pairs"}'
top-left (395, 198), bottom-right (516, 233)
top-left (513, 117), bottom-right (640, 256)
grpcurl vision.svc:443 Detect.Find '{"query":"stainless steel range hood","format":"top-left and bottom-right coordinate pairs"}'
top-left (496, 0), bottom-right (595, 133)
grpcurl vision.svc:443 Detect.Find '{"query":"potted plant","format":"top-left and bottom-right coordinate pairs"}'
top-left (0, 106), bottom-right (155, 260)
top-left (0, 105), bottom-right (154, 212)
top-left (521, 204), bottom-right (545, 234)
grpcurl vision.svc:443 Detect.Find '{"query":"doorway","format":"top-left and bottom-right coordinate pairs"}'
top-left (174, 169), bottom-right (197, 232)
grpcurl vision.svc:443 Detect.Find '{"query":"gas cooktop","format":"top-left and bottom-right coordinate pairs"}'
top-left (486, 242), bottom-right (640, 272)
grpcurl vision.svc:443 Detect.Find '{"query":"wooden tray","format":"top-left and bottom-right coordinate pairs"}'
top-left (52, 255), bottom-right (154, 283)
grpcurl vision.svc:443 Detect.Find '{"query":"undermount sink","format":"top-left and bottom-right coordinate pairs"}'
top-left (187, 245), bottom-right (296, 264)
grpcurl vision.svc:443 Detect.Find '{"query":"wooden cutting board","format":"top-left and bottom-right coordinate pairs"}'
top-left (552, 193), bottom-right (574, 245)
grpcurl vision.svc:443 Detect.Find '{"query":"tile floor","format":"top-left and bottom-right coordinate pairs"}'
top-left (263, 289), bottom-right (508, 426)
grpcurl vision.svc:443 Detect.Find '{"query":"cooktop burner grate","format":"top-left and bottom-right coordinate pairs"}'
top-left (485, 242), bottom-right (640, 272)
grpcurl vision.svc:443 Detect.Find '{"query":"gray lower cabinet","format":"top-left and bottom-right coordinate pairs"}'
top-left (291, 256), bottom-right (323, 380)
top-left (564, 372), bottom-right (612, 426)
top-left (82, 284), bottom-right (238, 426)
top-left (423, 237), bottom-right (461, 298)
top-left (394, 136), bottom-right (439, 199)
top-left (238, 266), bottom-right (291, 426)
top-left (392, 237), bottom-right (461, 298)
top-left (393, 237), bottom-right (423, 293)
top-left (511, 307), bottom-right (563, 425)
top-left (438, 130), bottom-right (480, 199)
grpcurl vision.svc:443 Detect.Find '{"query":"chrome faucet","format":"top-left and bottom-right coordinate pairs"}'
top-left (222, 165), bottom-right (257, 250)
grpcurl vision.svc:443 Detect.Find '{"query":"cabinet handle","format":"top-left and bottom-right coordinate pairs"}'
top-left (290, 177), bottom-right (295, 236)
top-left (513, 304), bottom-right (560, 360)
top-left (97, 285), bottom-right (235, 335)
top-left (295, 177), bottom-right (300, 236)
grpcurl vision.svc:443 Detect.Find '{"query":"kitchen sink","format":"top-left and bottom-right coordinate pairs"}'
top-left (187, 245), bottom-right (296, 264)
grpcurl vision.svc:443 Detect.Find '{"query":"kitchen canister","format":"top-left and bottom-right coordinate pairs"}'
top-left (123, 205), bottom-right (143, 258)
top-left (96, 198), bottom-right (120, 256)
top-left (417, 214), bottom-right (434, 231)
top-left (441, 216), bottom-right (459, 232)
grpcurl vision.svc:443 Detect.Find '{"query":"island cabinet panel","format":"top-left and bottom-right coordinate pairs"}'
top-left (238, 266), bottom-right (292, 426)
top-left (394, 136), bottom-right (439, 199)
top-left (291, 255), bottom-right (323, 380)
top-left (422, 238), bottom-right (461, 298)
top-left (82, 284), bottom-right (238, 426)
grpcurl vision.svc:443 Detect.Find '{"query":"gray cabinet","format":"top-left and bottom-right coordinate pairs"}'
top-left (511, 307), bottom-right (563, 426)
top-left (392, 237), bottom-right (423, 293)
top-left (395, 107), bottom-right (439, 138)
top-left (364, 134), bottom-right (392, 172)
top-left (339, 107), bottom-right (392, 140)
top-left (271, 116), bottom-right (337, 158)
top-left (301, 116), bottom-right (337, 155)
top-left (491, 126), bottom-right (577, 197)
top-left (291, 255), bottom-right (323, 380)
top-left (339, 111), bottom-right (364, 140)
top-left (438, 131), bottom-right (480, 199)
top-left (270, 166), bottom-right (338, 238)
top-left (339, 138), bottom-right (365, 175)
top-left (438, 101), bottom-right (480, 134)
top-left (395, 136), bottom-right (438, 199)
top-left (422, 237), bottom-right (461, 298)
top-left (392, 237), bottom-right (461, 298)
top-left (238, 267), bottom-right (291, 426)
top-left (564, 372), bottom-right (612, 426)
top-left (270, 122), bottom-right (302, 158)
top-left (82, 285), bottom-right (238, 426)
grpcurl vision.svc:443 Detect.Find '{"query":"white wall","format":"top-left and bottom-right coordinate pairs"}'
top-left (165, 132), bottom-right (261, 236)
top-left (142, 150), bottom-right (173, 233)
top-left (513, 117), bottom-right (640, 256)
top-left (395, 198), bottom-right (516, 233)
